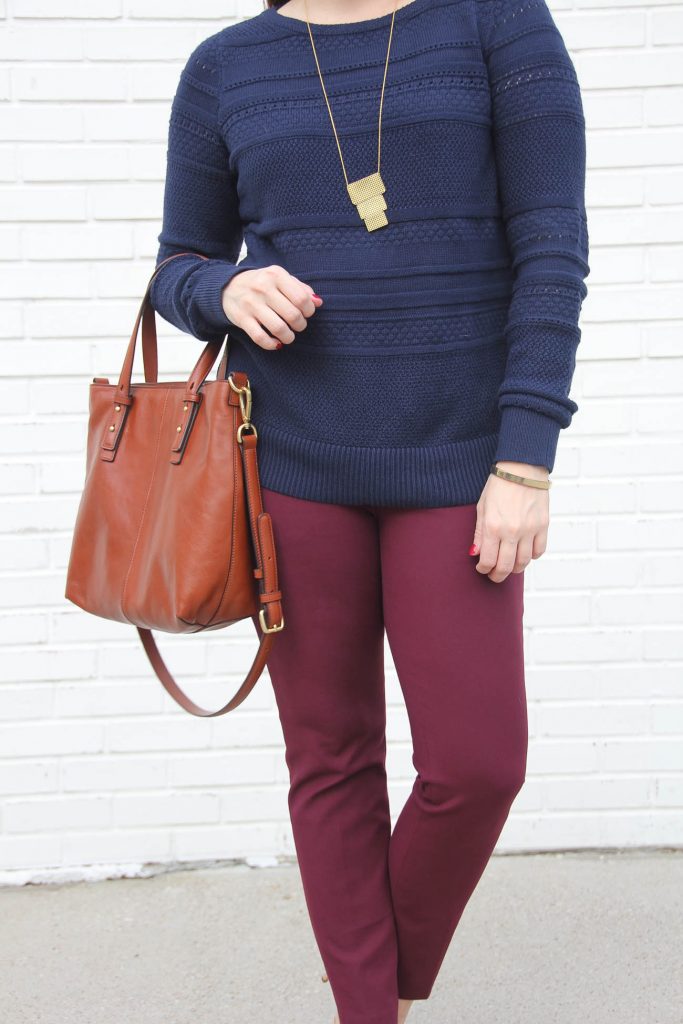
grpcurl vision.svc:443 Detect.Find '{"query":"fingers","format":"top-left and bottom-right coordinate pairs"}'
top-left (476, 532), bottom-right (513, 583)
top-left (470, 500), bottom-right (484, 557)
top-left (223, 265), bottom-right (322, 351)
top-left (252, 267), bottom-right (318, 345)
top-left (532, 522), bottom-right (548, 560)
top-left (477, 530), bottom-right (533, 581)
top-left (513, 534), bottom-right (534, 574)
top-left (270, 265), bottom-right (319, 328)
top-left (238, 313), bottom-right (288, 351)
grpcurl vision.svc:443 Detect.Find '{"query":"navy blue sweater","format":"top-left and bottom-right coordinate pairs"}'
top-left (150, 0), bottom-right (590, 507)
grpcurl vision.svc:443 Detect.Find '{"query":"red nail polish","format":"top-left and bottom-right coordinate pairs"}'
top-left (312, 293), bottom-right (322, 300)
top-left (275, 342), bottom-right (284, 350)
top-left (468, 544), bottom-right (478, 556)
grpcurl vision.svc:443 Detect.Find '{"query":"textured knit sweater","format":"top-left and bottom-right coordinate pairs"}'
top-left (150, 0), bottom-right (590, 508)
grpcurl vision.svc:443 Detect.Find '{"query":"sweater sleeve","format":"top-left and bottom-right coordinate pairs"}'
top-left (149, 37), bottom-right (248, 345)
top-left (477, 0), bottom-right (590, 473)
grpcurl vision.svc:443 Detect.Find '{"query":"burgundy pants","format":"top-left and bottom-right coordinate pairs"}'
top-left (254, 487), bottom-right (528, 1024)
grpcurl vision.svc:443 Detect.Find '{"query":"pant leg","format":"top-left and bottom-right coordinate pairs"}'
top-left (376, 501), bottom-right (528, 1000)
top-left (256, 487), bottom-right (400, 1024)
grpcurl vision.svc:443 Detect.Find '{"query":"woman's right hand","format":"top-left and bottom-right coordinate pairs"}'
top-left (221, 265), bottom-right (323, 350)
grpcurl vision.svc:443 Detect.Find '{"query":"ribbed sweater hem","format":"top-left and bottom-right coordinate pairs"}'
top-left (255, 424), bottom-right (499, 508)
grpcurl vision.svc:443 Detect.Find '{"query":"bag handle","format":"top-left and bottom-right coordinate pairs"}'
top-left (101, 253), bottom-right (226, 462)
top-left (141, 251), bottom-right (235, 382)
top-left (120, 252), bottom-right (223, 397)
top-left (131, 252), bottom-right (285, 716)
top-left (139, 251), bottom-right (222, 384)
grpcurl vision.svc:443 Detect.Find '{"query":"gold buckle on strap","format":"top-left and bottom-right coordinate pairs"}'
top-left (259, 608), bottom-right (285, 634)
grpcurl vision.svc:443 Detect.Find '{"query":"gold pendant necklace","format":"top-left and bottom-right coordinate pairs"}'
top-left (304, 0), bottom-right (399, 232)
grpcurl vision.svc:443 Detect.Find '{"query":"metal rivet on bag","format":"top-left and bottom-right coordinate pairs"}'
top-left (109, 425), bottom-right (115, 431)
top-left (184, 404), bottom-right (188, 411)
top-left (176, 425), bottom-right (182, 432)
top-left (115, 404), bottom-right (121, 411)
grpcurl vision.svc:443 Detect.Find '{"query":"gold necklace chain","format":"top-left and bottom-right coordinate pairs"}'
top-left (303, 0), bottom-right (399, 231)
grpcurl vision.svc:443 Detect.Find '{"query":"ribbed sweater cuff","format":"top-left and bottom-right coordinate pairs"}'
top-left (190, 260), bottom-right (249, 333)
top-left (493, 406), bottom-right (562, 474)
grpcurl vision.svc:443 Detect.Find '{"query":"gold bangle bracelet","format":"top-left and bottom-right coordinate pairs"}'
top-left (490, 463), bottom-right (552, 490)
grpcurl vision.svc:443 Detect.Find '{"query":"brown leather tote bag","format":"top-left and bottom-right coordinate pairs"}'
top-left (64, 251), bottom-right (285, 717)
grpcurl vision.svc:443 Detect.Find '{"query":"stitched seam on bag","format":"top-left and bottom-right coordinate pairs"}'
top-left (120, 389), bottom-right (170, 620)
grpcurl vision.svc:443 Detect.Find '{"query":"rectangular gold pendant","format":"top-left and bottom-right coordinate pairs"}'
top-left (347, 171), bottom-right (388, 231)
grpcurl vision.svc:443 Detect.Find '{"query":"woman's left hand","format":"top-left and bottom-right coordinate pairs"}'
top-left (470, 461), bottom-right (550, 583)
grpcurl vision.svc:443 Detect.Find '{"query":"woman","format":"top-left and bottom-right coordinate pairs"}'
top-left (150, 0), bottom-right (590, 1021)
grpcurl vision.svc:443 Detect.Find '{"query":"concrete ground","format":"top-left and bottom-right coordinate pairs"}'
top-left (1, 849), bottom-right (681, 1024)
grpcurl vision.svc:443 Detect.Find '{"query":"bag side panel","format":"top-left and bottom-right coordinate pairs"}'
top-left (64, 384), bottom-right (159, 623)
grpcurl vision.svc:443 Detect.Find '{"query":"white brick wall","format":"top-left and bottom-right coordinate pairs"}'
top-left (0, 0), bottom-right (681, 883)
